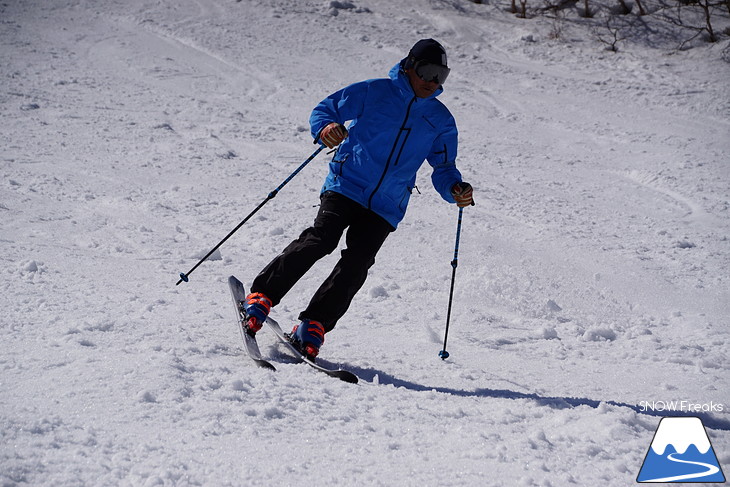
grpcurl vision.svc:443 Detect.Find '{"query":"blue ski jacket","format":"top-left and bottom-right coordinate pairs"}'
top-left (310, 62), bottom-right (463, 229)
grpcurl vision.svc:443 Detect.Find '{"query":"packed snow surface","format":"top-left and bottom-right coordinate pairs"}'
top-left (2, 0), bottom-right (729, 485)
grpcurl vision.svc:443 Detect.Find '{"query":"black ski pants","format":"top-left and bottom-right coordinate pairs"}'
top-left (251, 191), bottom-right (394, 332)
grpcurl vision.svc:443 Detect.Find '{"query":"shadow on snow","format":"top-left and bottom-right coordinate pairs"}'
top-left (346, 366), bottom-right (730, 432)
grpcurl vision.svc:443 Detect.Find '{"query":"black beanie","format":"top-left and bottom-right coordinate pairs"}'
top-left (408, 39), bottom-right (448, 67)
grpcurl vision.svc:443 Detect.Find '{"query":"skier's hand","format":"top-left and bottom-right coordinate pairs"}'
top-left (451, 182), bottom-right (474, 207)
top-left (319, 122), bottom-right (348, 149)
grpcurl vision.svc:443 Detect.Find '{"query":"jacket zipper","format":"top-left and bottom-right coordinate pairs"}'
top-left (367, 96), bottom-right (416, 210)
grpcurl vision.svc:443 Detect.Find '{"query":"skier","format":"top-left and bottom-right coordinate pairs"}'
top-left (243, 39), bottom-right (474, 359)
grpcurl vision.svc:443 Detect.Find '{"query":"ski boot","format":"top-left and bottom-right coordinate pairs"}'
top-left (289, 319), bottom-right (325, 361)
top-left (243, 292), bottom-right (272, 335)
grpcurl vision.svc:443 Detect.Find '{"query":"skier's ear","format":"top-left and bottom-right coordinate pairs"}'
top-left (403, 55), bottom-right (416, 70)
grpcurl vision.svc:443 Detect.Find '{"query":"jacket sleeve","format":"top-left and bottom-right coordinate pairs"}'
top-left (427, 117), bottom-right (462, 204)
top-left (310, 81), bottom-right (370, 142)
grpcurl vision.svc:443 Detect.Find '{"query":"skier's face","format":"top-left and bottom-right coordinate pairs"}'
top-left (406, 68), bottom-right (440, 98)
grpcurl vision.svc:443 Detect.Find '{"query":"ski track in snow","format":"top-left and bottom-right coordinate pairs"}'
top-left (2, 0), bottom-right (729, 485)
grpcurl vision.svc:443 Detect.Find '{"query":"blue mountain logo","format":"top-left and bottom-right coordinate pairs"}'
top-left (637, 416), bottom-right (726, 483)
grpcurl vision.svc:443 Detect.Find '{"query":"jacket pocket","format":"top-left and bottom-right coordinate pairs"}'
top-left (398, 186), bottom-right (414, 212)
top-left (331, 153), bottom-right (349, 177)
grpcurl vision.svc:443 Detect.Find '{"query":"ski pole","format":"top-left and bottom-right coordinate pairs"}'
top-left (439, 206), bottom-right (464, 360)
top-left (176, 144), bottom-right (326, 285)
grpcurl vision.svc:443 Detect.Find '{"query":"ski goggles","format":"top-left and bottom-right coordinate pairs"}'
top-left (414, 60), bottom-right (450, 85)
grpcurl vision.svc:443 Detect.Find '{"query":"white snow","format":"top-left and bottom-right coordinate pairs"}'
top-left (2, 0), bottom-right (729, 485)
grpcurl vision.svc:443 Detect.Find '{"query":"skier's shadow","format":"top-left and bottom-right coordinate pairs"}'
top-left (347, 365), bottom-right (730, 432)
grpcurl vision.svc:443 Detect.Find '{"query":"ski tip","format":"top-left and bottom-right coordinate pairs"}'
top-left (257, 360), bottom-right (277, 371)
top-left (229, 275), bottom-right (245, 289)
top-left (335, 370), bottom-right (359, 384)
